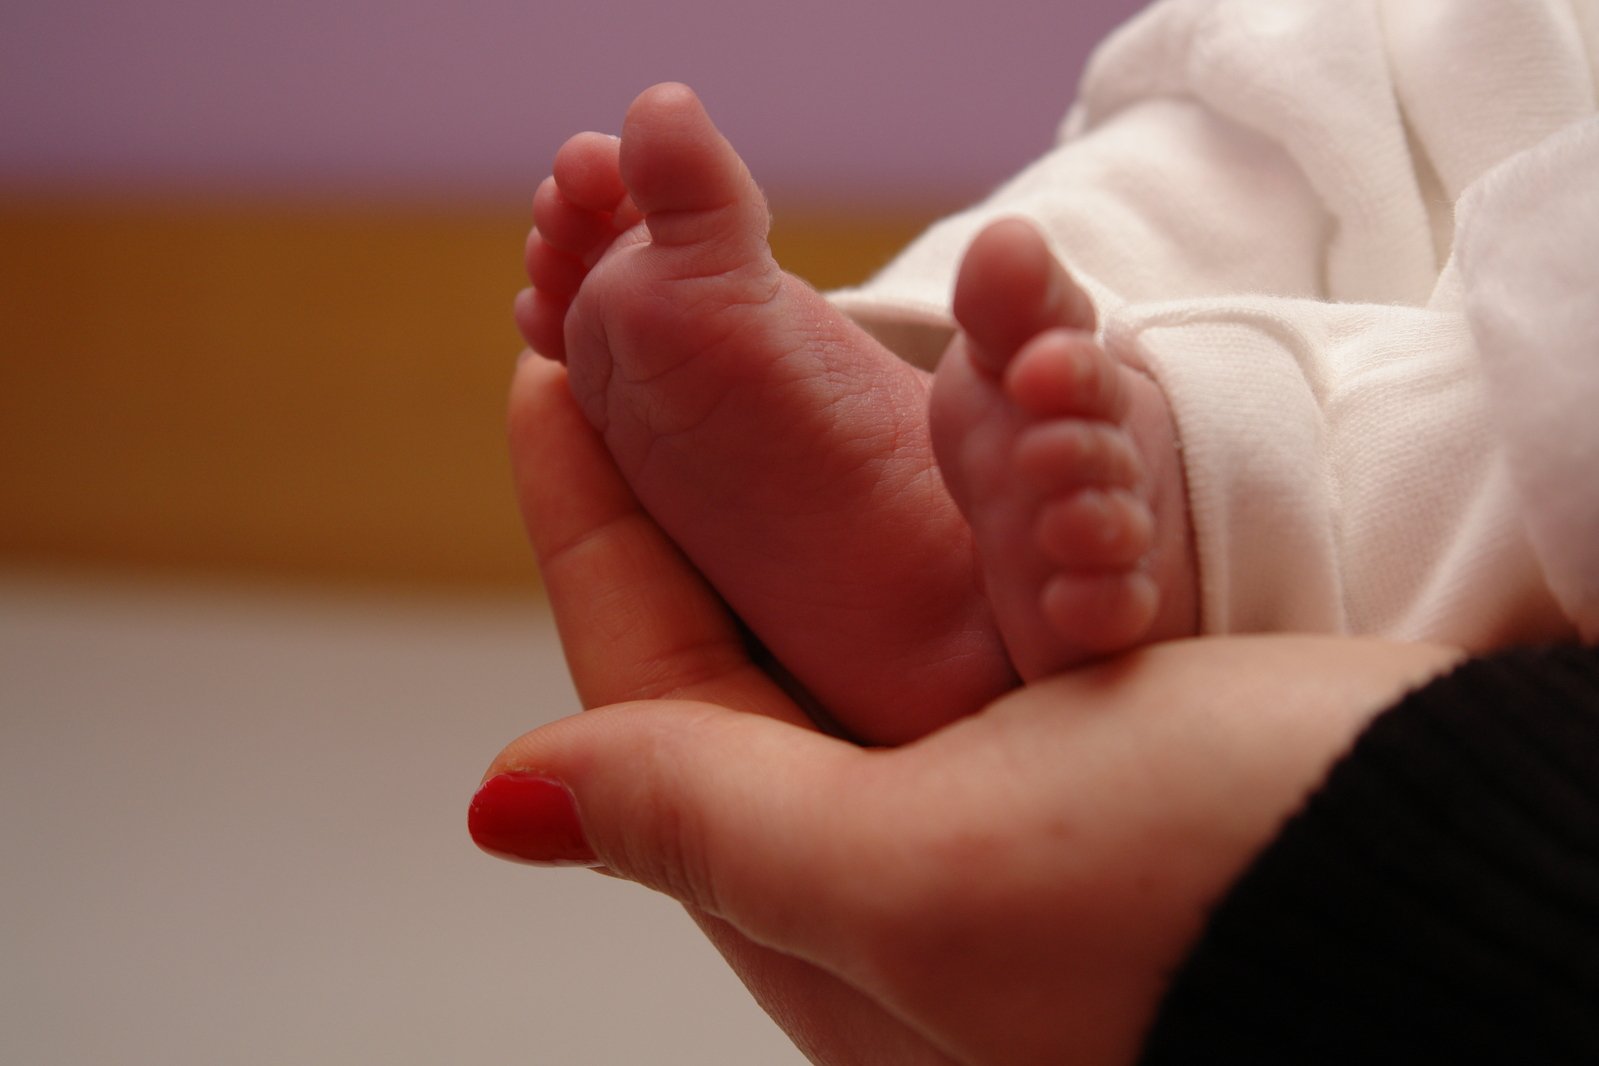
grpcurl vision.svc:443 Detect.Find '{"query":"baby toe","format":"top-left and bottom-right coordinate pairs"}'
top-left (1004, 330), bottom-right (1127, 421)
top-left (1014, 420), bottom-right (1145, 495)
top-left (552, 132), bottom-right (627, 213)
top-left (1034, 489), bottom-right (1153, 570)
top-left (515, 286), bottom-right (570, 362)
top-left (525, 231), bottom-right (586, 300)
top-left (533, 176), bottom-right (619, 259)
top-left (1040, 571), bottom-right (1158, 654)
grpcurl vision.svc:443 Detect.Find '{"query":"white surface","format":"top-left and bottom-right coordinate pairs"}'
top-left (0, 570), bottom-right (806, 1065)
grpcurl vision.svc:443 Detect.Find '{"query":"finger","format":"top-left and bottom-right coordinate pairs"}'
top-left (470, 684), bottom-right (1167, 1066)
top-left (473, 698), bottom-right (876, 964)
top-left (507, 357), bottom-right (805, 722)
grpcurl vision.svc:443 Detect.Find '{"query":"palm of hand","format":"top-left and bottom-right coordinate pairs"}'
top-left (488, 354), bottom-right (1459, 1065)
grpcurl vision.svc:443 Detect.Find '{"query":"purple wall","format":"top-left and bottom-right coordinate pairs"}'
top-left (0, 0), bottom-right (1145, 206)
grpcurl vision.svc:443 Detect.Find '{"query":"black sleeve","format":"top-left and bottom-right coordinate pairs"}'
top-left (1138, 643), bottom-right (1599, 1065)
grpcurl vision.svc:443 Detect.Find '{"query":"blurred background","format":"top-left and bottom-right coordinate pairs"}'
top-left (0, 0), bottom-right (1141, 1061)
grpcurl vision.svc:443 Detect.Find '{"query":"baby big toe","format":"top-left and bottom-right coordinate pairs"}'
top-left (617, 84), bottom-right (770, 261)
top-left (953, 218), bottom-right (1097, 375)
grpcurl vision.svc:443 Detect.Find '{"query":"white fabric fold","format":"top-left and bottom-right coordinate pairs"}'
top-left (828, 0), bottom-right (1597, 644)
top-left (1457, 118), bottom-right (1599, 642)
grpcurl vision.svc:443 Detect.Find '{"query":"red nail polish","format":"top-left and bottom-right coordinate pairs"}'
top-left (468, 772), bottom-right (597, 866)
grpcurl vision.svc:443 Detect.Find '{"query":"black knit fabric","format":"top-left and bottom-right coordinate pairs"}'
top-left (1139, 644), bottom-right (1599, 1064)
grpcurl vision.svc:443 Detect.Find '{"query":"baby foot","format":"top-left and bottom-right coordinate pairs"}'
top-left (930, 219), bottom-right (1198, 680)
top-left (515, 84), bottom-right (1015, 743)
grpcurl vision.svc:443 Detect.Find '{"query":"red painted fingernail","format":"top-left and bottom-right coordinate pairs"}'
top-left (468, 772), bottom-right (597, 866)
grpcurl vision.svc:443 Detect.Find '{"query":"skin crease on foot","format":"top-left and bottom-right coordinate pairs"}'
top-left (515, 83), bottom-right (1198, 744)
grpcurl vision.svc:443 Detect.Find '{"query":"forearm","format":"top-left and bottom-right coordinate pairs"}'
top-left (1139, 642), bottom-right (1599, 1064)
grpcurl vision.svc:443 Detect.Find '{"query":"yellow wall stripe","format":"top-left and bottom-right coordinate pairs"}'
top-left (0, 198), bottom-right (936, 593)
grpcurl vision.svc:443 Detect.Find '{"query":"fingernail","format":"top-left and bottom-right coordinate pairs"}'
top-left (468, 772), bottom-right (597, 866)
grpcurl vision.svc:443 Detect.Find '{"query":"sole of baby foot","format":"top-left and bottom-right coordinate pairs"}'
top-left (524, 84), bottom-right (1018, 743)
top-left (931, 218), bottom-right (1198, 681)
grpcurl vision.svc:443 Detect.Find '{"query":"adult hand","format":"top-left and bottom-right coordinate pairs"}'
top-left (474, 354), bottom-right (1463, 1065)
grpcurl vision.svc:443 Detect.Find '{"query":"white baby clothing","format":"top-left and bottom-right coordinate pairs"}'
top-left (830, 0), bottom-right (1599, 648)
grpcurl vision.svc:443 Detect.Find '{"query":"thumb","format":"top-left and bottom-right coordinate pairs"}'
top-left (469, 699), bottom-right (869, 955)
